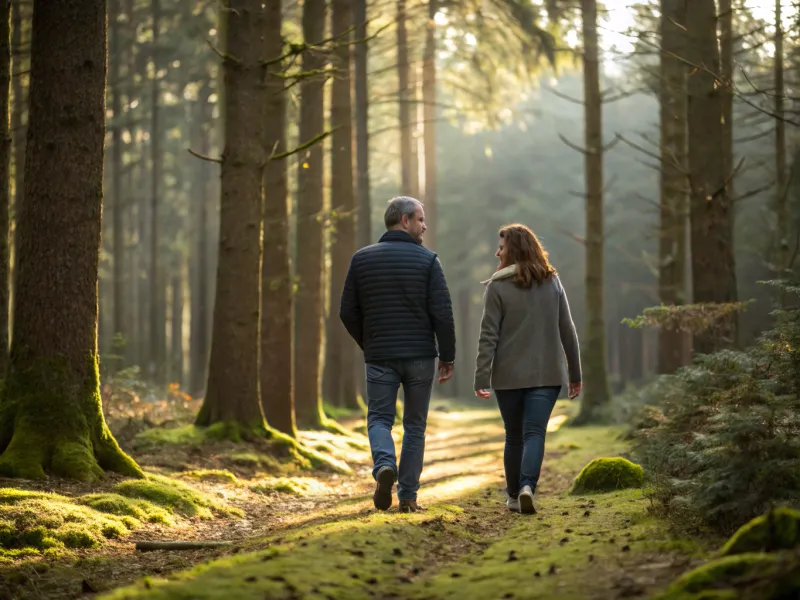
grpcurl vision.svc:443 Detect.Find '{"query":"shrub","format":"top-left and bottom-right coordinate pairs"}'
top-left (634, 278), bottom-right (800, 534)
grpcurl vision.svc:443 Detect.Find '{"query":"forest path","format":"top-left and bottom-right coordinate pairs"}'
top-left (2, 402), bottom-right (703, 599)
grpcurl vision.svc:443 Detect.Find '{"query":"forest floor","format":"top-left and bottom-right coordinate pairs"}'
top-left (0, 399), bottom-right (714, 600)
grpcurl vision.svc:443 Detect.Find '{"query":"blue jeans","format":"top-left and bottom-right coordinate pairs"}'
top-left (365, 359), bottom-right (435, 501)
top-left (495, 386), bottom-right (561, 498)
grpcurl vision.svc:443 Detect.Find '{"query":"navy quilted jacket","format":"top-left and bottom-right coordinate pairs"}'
top-left (339, 230), bottom-right (456, 363)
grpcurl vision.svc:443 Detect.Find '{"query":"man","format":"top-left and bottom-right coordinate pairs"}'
top-left (340, 196), bottom-right (456, 513)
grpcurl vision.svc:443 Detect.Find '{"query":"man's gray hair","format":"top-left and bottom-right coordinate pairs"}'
top-left (384, 196), bottom-right (423, 229)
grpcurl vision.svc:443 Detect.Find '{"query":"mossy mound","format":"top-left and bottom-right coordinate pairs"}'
top-left (251, 477), bottom-right (330, 497)
top-left (656, 551), bottom-right (800, 600)
top-left (114, 473), bottom-right (241, 519)
top-left (569, 457), bottom-right (644, 494)
top-left (76, 493), bottom-right (173, 524)
top-left (0, 489), bottom-right (135, 561)
top-left (179, 469), bottom-right (239, 485)
top-left (720, 507), bottom-right (800, 556)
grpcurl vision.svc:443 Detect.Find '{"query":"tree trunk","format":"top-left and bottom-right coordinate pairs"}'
top-left (657, 0), bottom-right (688, 374)
top-left (170, 270), bottom-right (183, 385)
top-left (719, 0), bottom-right (734, 202)
top-left (9, 0), bottom-right (27, 350)
top-left (260, 0), bottom-right (295, 437)
top-left (189, 88), bottom-right (211, 398)
top-left (686, 0), bottom-right (738, 354)
top-left (422, 0), bottom-right (437, 251)
top-left (0, 0), bottom-right (142, 481)
top-left (0, 0), bottom-right (10, 375)
top-left (354, 0), bottom-right (370, 249)
top-left (324, 0), bottom-right (358, 410)
top-left (397, 0), bottom-right (412, 196)
top-left (574, 0), bottom-right (610, 425)
top-left (109, 0), bottom-right (125, 371)
top-left (149, 0), bottom-right (163, 383)
top-left (196, 0), bottom-right (268, 433)
top-left (409, 62), bottom-right (419, 198)
top-left (293, 0), bottom-right (327, 428)
top-left (774, 0), bottom-right (788, 277)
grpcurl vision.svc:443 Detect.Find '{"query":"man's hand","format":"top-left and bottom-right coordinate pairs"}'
top-left (568, 381), bottom-right (582, 400)
top-left (474, 389), bottom-right (491, 399)
top-left (437, 360), bottom-right (454, 384)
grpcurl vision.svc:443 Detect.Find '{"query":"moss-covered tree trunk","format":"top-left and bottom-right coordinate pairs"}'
top-left (686, 0), bottom-right (738, 354)
top-left (294, 0), bottom-right (327, 428)
top-left (0, 0), bottom-right (10, 375)
top-left (324, 0), bottom-right (358, 410)
top-left (657, 0), bottom-right (688, 375)
top-left (0, 0), bottom-right (142, 481)
top-left (422, 0), bottom-right (437, 251)
top-left (196, 0), bottom-right (268, 433)
top-left (574, 0), bottom-right (610, 425)
top-left (261, 0), bottom-right (296, 437)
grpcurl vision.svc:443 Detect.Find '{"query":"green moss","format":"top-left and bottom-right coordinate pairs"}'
top-left (180, 469), bottom-right (239, 485)
top-left (570, 457), bottom-right (644, 494)
top-left (77, 493), bottom-right (173, 524)
top-left (656, 551), bottom-right (800, 600)
top-left (720, 507), bottom-right (800, 556)
top-left (0, 489), bottom-right (139, 559)
top-left (0, 355), bottom-right (143, 482)
top-left (250, 477), bottom-right (329, 497)
top-left (114, 474), bottom-right (241, 519)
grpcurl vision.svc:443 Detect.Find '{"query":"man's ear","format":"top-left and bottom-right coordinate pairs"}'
top-left (400, 214), bottom-right (409, 228)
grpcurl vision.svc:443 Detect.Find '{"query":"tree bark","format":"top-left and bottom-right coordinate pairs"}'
top-left (774, 0), bottom-right (788, 276)
top-left (0, 0), bottom-right (142, 481)
top-left (574, 0), bottom-right (611, 425)
top-left (9, 0), bottom-right (26, 351)
top-left (657, 0), bottom-right (688, 374)
top-left (719, 0), bottom-right (734, 203)
top-left (686, 0), bottom-right (738, 354)
top-left (397, 0), bottom-right (412, 196)
top-left (260, 0), bottom-right (295, 437)
top-left (324, 0), bottom-right (358, 410)
top-left (149, 0), bottom-right (164, 383)
top-left (0, 0), bottom-right (10, 375)
top-left (293, 0), bottom-right (327, 428)
top-left (110, 0), bottom-right (125, 371)
top-left (196, 0), bottom-right (268, 433)
top-left (354, 0), bottom-right (370, 249)
top-left (422, 0), bottom-right (437, 251)
top-left (189, 88), bottom-right (211, 398)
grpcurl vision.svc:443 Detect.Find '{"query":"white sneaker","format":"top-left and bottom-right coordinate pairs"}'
top-left (506, 496), bottom-right (520, 512)
top-left (518, 485), bottom-right (536, 514)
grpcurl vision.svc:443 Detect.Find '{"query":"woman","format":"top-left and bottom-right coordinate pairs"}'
top-left (474, 224), bottom-right (582, 514)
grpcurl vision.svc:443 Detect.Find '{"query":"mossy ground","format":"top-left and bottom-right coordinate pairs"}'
top-left (0, 473), bottom-right (239, 565)
top-left (1, 401), bottom-right (716, 600)
top-left (18, 400), bottom-right (698, 600)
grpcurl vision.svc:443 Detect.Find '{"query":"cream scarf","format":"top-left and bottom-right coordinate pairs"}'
top-left (480, 264), bottom-right (516, 285)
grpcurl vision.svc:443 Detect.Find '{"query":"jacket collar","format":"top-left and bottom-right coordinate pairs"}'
top-left (481, 264), bottom-right (516, 285)
top-left (379, 230), bottom-right (420, 245)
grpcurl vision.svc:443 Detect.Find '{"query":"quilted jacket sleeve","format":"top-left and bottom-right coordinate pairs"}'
top-left (427, 256), bottom-right (456, 363)
top-left (339, 257), bottom-right (364, 350)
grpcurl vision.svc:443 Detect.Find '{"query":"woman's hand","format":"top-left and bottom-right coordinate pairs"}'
top-left (568, 381), bottom-right (582, 399)
top-left (475, 389), bottom-right (491, 399)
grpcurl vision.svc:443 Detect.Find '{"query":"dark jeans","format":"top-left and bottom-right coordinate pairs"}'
top-left (365, 359), bottom-right (435, 501)
top-left (495, 386), bottom-right (561, 497)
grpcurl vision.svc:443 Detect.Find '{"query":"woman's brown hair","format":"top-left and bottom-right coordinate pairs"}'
top-left (499, 224), bottom-right (557, 288)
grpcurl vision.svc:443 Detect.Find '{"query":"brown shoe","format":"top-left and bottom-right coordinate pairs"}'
top-left (373, 466), bottom-right (396, 511)
top-left (398, 500), bottom-right (424, 513)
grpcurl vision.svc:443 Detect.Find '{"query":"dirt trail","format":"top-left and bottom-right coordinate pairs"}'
top-left (0, 402), bottom-right (702, 600)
